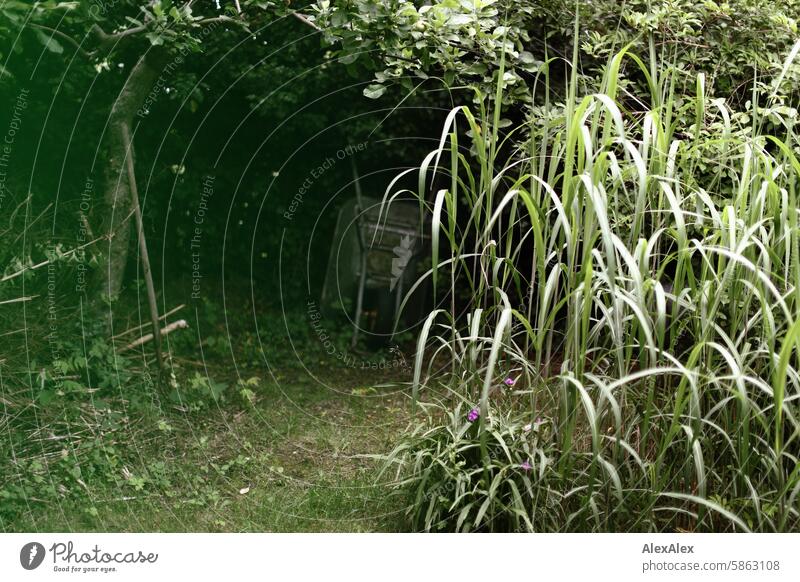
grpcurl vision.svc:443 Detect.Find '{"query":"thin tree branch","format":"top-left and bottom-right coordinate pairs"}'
top-left (0, 236), bottom-right (105, 284)
top-left (292, 12), bottom-right (321, 32)
top-left (121, 319), bottom-right (188, 352)
top-left (28, 23), bottom-right (95, 59)
top-left (112, 304), bottom-right (186, 340)
top-left (121, 123), bottom-right (164, 382)
top-left (196, 15), bottom-right (237, 26)
top-left (93, 14), bottom-right (239, 51)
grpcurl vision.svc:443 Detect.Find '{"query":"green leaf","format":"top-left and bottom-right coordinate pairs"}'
top-left (146, 32), bottom-right (165, 46)
top-left (35, 29), bottom-right (63, 54)
top-left (363, 84), bottom-right (386, 99)
top-left (37, 390), bottom-right (56, 406)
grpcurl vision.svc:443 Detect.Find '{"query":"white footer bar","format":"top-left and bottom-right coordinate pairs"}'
top-left (1, 533), bottom-right (798, 581)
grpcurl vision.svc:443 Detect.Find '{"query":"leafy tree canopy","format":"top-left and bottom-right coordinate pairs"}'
top-left (313, 0), bottom-right (800, 106)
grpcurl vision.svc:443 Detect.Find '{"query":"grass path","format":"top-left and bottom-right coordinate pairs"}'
top-left (15, 362), bottom-right (412, 532)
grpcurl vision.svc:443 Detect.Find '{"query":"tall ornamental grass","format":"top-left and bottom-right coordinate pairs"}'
top-left (380, 41), bottom-right (800, 532)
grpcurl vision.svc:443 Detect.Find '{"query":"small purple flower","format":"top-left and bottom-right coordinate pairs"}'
top-left (467, 408), bottom-right (480, 422)
top-left (503, 377), bottom-right (516, 387)
top-left (520, 460), bottom-right (532, 471)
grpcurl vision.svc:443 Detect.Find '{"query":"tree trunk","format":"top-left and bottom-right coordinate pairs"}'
top-left (96, 50), bottom-right (166, 300)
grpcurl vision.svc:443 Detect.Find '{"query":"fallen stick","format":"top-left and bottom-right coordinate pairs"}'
top-left (112, 303), bottom-right (186, 340)
top-left (121, 319), bottom-right (189, 352)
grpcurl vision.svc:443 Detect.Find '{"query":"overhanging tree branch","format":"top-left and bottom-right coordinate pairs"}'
top-left (292, 11), bottom-right (321, 32)
top-left (28, 23), bottom-right (95, 60)
top-left (290, 10), bottom-right (420, 66)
